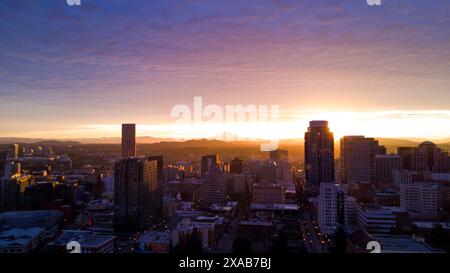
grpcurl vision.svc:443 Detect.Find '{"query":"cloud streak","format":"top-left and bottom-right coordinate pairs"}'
top-left (0, 0), bottom-right (449, 137)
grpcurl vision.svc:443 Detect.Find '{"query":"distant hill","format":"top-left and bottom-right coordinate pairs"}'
top-left (69, 136), bottom-right (176, 144)
top-left (0, 137), bottom-right (47, 144)
top-left (33, 140), bottom-right (82, 146)
top-left (0, 137), bottom-right (448, 155)
top-left (0, 136), bottom-right (175, 145)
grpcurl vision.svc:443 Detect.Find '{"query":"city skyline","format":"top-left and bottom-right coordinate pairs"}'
top-left (1, 0), bottom-right (450, 139)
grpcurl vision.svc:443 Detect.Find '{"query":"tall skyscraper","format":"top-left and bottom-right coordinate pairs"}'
top-left (399, 142), bottom-right (449, 173)
top-left (0, 178), bottom-right (19, 211)
top-left (121, 124), bottom-right (136, 158)
top-left (147, 155), bottom-right (164, 218)
top-left (0, 151), bottom-right (7, 178)
top-left (339, 136), bottom-right (379, 185)
top-left (375, 154), bottom-right (402, 187)
top-left (201, 154), bottom-right (219, 177)
top-left (304, 121), bottom-right (335, 191)
top-left (411, 141), bottom-right (449, 173)
top-left (397, 147), bottom-right (415, 170)
top-left (229, 158), bottom-right (243, 174)
top-left (114, 157), bottom-right (158, 233)
top-left (260, 160), bottom-right (278, 183)
top-left (7, 144), bottom-right (19, 159)
top-left (201, 165), bottom-right (226, 204)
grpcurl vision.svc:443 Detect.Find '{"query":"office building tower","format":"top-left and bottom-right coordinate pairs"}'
top-left (121, 124), bottom-right (136, 158)
top-left (0, 152), bottom-right (7, 178)
top-left (114, 157), bottom-right (158, 233)
top-left (260, 160), bottom-right (278, 183)
top-left (233, 173), bottom-right (254, 195)
top-left (400, 183), bottom-right (441, 217)
top-left (252, 183), bottom-right (286, 204)
top-left (7, 144), bottom-right (19, 159)
top-left (411, 141), bottom-right (449, 173)
top-left (318, 183), bottom-right (350, 235)
top-left (340, 136), bottom-right (379, 185)
top-left (275, 160), bottom-right (293, 183)
top-left (304, 121), bottom-right (335, 192)
top-left (0, 151), bottom-right (7, 162)
top-left (229, 158), bottom-right (243, 174)
top-left (201, 155), bottom-right (219, 177)
top-left (146, 155), bottom-right (164, 182)
top-left (375, 155), bottom-right (402, 187)
top-left (2, 161), bottom-right (21, 178)
top-left (398, 147), bottom-right (414, 170)
top-left (269, 148), bottom-right (288, 161)
top-left (147, 155), bottom-right (164, 217)
top-left (201, 165), bottom-right (226, 204)
top-left (0, 178), bottom-right (19, 211)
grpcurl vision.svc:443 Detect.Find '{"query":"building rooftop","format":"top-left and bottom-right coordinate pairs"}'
top-left (412, 222), bottom-right (450, 230)
top-left (194, 215), bottom-right (225, 225)
top-left (0, 210), bottom-right (63, 230)
top-left (50, 230), bottom-right (115, 248)
top-left (239, 219), bottom-right (273, 227)
top-left (136, 230), bottom-right (171, 244)
top-left (373, 235), bottom-right (444, 253)
top-left (375, 154), bottom-right (401, 158)
top-left (251, 203), bottom-right (299, 211)
top-left (0, 228), bottom-right (45, 248)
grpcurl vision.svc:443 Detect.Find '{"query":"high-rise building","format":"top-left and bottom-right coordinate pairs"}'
top-left (201, 155), bottom-right (219, 177)
top-left (269, 148), bottom-right (288, 161)
top-left (201, 165), bottom-right (226, 204)
top-left (146, 155), bottom-right (164, 217)
top-left (400, 183), bottom-right (441, 217)
top-left (233, 173), bottom-right (254, 195)
top-left (375, 154), bottom-right (402, 187)
top-left (339, 136), bottom-right (379, 185)
top-left (397, 147), bottom-right (415, 170)
top-left (7, 144), bottom-right (19, 159)
top-left (0, 178), bottom-right (19, 211)
top-left (398, 142), bottom-right (449, 173)
top-left (275, 160), bottom-right (293, 183)
top-left (146, 155), bottom-right (164, 181)
top-left (2, 161), bottom-right (21, 178)
top-left (411, 141), bottom-right (449, 173)
top-left (114, 157), bottom-right (158, 233)
top-left (318, 183), bottom-right (350, 235)
top-left (252, 183), bottom-right (286, 204)
top-left (229, 158), bottom-right (243, 174)
top-left (304, 121), bottom-right (335, 192)
top-left (260, 160), bottom-right (278, 183)
top-left (121, 124), bottom-right (136, 158)
top-left (0, 151), bottom-right (7, 178)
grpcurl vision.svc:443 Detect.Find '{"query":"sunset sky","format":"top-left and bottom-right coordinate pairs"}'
top-left (1, 0), bottom-right (450, 140)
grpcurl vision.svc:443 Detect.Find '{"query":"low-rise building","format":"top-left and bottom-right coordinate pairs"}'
top-left (250, 203), bottom-right (299, 218)
top-left (357, 205), bottom-right (396, 234)
top-left (48, 230), bottom-right (115, 253)
top-left (373, 234), bottom-right (444, 253)
top-left (172, 218), bottom-right (216, 252)
top-left (400, 182), bottom-right (449, 217)
top-left (252, 183), bottom-right (286, 204)
top-left (0, 227), bottom-right (45, 253)
top-left (134, 230), bottom-right (172, 253)
top-left (0, 210), bottom-right (63, 239)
